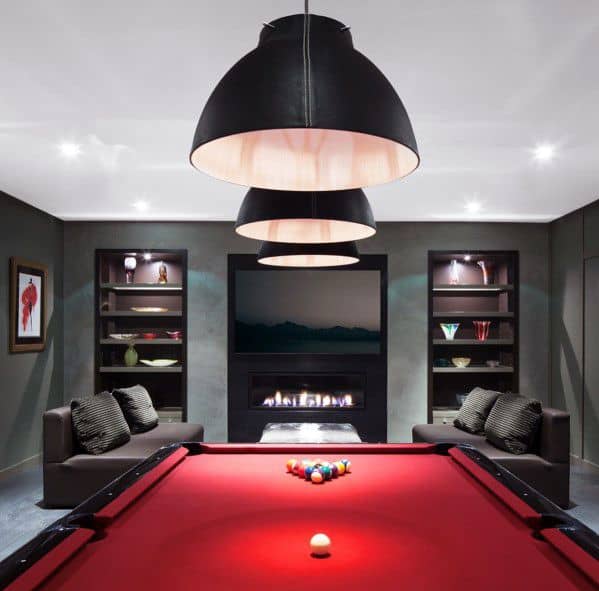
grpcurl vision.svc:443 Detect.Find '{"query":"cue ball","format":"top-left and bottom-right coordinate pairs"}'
top-left (310, 533), bottom-right (331, 556)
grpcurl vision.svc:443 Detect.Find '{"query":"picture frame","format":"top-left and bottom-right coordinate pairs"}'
top-left (9, 257), bottom-right (47, 353)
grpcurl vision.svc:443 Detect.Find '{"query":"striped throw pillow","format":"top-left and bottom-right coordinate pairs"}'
top-left (453, 387), bottom-right (501, 434)
top-left (484, 394), bottom-right (542, 454)
top-left (71, 392), bottom-right (131, 455)
top-left (113, 384), bottom-right (159, 434)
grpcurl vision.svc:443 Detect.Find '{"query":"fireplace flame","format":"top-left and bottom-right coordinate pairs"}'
top-left (262, 391), bottom-right (355, 408)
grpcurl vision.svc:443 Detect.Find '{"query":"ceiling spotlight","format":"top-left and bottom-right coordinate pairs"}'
top-left (533, 143), bottom-right (556, 162)
top-left (59, 142), bottom-right (81, 158)
top-left (257, 241), bottom-right (359, 268)
top-left (190, 7), bottom-right (419, 190)
top-left (143, 253), bottom-right (152, 261)
top-left (465, 201), bottom-right (481, 214)
top-left (464, 255), bottom-right (472, 262)
top-left (235, 188), bottom-right (376, 243)
top-left (133, 200), bottom-right (149, 212)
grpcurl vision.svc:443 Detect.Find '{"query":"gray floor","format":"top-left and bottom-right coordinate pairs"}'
top-left (0, 459), bottom-right (598, 563)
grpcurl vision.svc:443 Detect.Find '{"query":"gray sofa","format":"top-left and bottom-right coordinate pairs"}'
top-left (43, 406), bottom-right (204, 508)
top-left (412, 408), bottom-right (570, 508)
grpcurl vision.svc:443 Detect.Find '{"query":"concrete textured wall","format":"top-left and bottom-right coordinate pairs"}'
top-left (63, 221), bottom-right (550, 443)
top-left (0, 192), bottom-right (64, 470)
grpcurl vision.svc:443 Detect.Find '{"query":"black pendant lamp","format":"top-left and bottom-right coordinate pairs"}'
top-left (257, 241), bottom-right (359, 267)
top-left (190, 6), bottom-right (419, 191)
top-left (235, 188), bottom-right (375, 243)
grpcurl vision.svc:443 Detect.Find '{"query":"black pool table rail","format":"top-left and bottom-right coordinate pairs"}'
top-left (0, 442), bottom-right (597, 589)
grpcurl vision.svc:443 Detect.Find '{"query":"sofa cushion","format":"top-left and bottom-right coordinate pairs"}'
top-left (412, 423), bottom-right (484, 445)
top-left (484, 394), bottom-right (542, 455)
top-left (113, 385), bottom-right (159, 433)
top-left (71, 392), bottom-right (131, 455)
top-left (453, 387), bottom-right (501, 434)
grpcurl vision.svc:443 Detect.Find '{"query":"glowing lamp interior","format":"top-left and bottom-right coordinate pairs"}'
top-left (191, 128), bottom-right (419, 191)
top-left (257, 253), bottom-right (359, 268)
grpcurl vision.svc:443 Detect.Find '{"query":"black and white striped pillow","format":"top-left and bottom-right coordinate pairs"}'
top-left (113, 384), bottom-right (159, 434)
top-left (453, 387), bottom-right (501, 434)
top-left (484, 394), bottom-right (542, 454)
top-left (71, 392), bottom-right (131, 455)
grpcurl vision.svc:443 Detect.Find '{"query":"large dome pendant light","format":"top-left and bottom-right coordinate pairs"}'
top-left (190, 2), bottom-right (419, 191)
top-left (257, 241), bottom-right (360, 268)
top-left (235, 188), bottom-right (375, 243)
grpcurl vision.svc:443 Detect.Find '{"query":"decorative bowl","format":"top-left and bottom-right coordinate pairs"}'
top-left (139, 359), bottom-right (178, 367)
top-left (451, 357), bottom-right (471, 368)
top-left (486, 360), bottom-right (500, 367)
top-left (108, 333), bottom-right (139, 340)
top-left (166, 330), bottom-right (182, 339)
top-left (142, 332), bottom-right (158, 340)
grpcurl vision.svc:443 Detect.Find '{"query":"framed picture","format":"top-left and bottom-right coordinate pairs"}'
top-left (9, 258), bottom-right (47, 353)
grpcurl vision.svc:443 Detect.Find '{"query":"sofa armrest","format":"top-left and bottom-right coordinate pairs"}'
top-left (538, 408), bottom-right (570, 464)
top-left (43, 406), bottom-right (75, 463)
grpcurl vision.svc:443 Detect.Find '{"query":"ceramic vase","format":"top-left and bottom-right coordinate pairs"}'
top-left (124, 343), bottom-right (138, 367)
top-left (440, 323), bottom-right (460, 340)
top-left (473, 320), bottom-right (491, 341)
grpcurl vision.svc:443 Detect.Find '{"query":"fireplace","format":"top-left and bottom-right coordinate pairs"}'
top-left (249, 374), bottom-right (365, 410)
top-left (227, 254), bottom-right (388, 443)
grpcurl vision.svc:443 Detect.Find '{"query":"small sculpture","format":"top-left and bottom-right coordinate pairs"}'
top-left (158, 262), bottom-right (168, 284)
top-left (124, 256), bottom-right (137, 284)
top-left (449, 259), bottom-right (460, 284)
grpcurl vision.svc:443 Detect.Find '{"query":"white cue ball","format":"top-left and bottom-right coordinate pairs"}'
top-left (310, 533), bottom-right (331, 556)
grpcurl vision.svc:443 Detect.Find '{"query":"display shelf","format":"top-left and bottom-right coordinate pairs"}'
top-left (432, 366), bottom-right (514, 373)
top-left (433, 284), bottom-right (513, 293)
top-left (95, 249), bottom-right (188, 420)
top-left (100, 283), bottom-right (183, 291)
top-left (433, 311), bottom-right (514, 318)
top-left (100, 311), bottom-right (182, 317)
top-left (432, 338), bottom-right (513, 346)
top-left (99, 366), bottom-right (183, 373)
top-left (100, 338), bottom-right (182, 345)
top-left (428, 250), bottom-right (519, 423)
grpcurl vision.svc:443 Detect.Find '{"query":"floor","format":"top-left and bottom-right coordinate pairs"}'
top-left (0, 458), bottom-right (598, 563)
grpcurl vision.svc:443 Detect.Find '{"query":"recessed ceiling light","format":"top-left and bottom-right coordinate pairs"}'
top-left (533, 143), bottom-right (556, 162)
top-left (59, 142), bottom-right (81, 158)
top-left (133, 200), bottom-right (149, 212)
top-left (464, 255), bottom-right (472, 262)
top-left (465, 201), bottom-right (481, 214)
top-left (143, 253), bottom-right (152, 261)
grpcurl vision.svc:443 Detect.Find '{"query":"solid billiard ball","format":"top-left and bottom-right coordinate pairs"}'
top-left (311, 470), bottom-right (324, 484)
top-left (297, 464), bottom-right (306, 478)
top-left (286, 459), bottom-right (297, 473)
top-left (292, 461), bottom-right (301, 474)
top-left (320, 464), bottom-right (332, 480)
top-left (310, 533), bottom-right (331, 556)
top-left (330, 463), bottom-right (338, 477)
top-left (304, 465), bottom-right (315, 480)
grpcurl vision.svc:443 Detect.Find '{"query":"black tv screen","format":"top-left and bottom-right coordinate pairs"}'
top-left (235, 270), bottom-right (381, 353)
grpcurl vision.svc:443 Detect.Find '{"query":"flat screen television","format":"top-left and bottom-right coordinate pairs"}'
top-left (235, 270), bottom-right (381, 354)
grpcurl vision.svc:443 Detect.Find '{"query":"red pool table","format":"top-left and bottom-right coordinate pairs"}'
top-left (2, 443), bottom-right (598, 591)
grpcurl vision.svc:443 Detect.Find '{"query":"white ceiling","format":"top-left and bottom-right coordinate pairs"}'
top-left (1, 1), bottom-right (598, 222)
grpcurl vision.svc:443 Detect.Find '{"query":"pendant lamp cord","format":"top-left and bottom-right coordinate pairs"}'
top-left (303, 0), bottom-right (312, 127)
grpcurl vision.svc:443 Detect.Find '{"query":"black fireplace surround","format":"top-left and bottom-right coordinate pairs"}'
top-left (227, 254), bottom-right (388, 442)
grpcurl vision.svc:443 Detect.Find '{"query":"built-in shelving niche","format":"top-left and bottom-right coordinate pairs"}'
top-left (427, 251), bottom-right (519, 422)
top-left (95, 249), bottom-right (188, 422)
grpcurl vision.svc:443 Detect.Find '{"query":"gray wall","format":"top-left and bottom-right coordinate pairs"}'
top-left (0, 192), bottom-right (64, 471)
top-left (64, 221), bottom-right (550, 443)
top-left (550, 199), bottom-right (599, 463)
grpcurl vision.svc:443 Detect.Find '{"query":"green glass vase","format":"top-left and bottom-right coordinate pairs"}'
top-left (124, 343), bottom-right (138, 367)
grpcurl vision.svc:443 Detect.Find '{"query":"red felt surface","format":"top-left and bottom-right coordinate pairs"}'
top-left (19, 448), bottom-right (598, 591)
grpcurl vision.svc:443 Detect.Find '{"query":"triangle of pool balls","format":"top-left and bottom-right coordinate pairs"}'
top-left (286, 458), bottom-right (351, 483)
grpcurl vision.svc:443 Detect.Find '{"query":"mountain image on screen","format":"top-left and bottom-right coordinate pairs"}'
top-left (235, 270), bottom-right (381, 354)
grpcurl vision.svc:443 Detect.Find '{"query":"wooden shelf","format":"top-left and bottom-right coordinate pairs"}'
top-left (100, 311), bottom-right (182, 317)
top-left (433, 311), bottom-right (514, 318)
top-left (433, 339), bottom-right (514, 346)
top-left (433, 366), bottom-right (514, 374)
top-left (100, 283), bottom-right (182, 291)
top-left (433, 284), bottom-right (513, 293)
top-left (100, 339), bottom-right (182, 345)
top-left (99, 366), bottom-right (183, 373)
